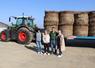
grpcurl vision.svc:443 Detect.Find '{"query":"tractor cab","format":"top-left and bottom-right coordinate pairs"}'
top-left (9, 16), bottom-right (36, 30)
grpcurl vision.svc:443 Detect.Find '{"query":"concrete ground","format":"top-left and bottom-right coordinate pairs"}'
top-left (0, 41), bottom-right (95, 68)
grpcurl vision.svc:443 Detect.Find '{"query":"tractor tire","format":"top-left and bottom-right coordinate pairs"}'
top-left (0, 30), bottom-right (10, 41)
top-left (17, 28), bottom-right (33, 44)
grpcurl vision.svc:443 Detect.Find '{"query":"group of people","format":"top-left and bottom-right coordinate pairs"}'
top-left (36, 27), bottom-right (66, 57)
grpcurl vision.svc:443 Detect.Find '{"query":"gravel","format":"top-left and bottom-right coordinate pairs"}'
top-left (0, 41), bottom-right (95, 68)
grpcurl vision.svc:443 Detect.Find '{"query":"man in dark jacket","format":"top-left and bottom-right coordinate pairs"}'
top-left (50, 27), bottom-right (58, 54)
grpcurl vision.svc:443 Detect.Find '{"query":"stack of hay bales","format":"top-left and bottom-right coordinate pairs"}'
top-left (88, 11), bottom-right (95, 36)
top-left (59, 11), bottom-right (74, 37)
top-left (73, 12), bottom-right (88, 36)
top-left (44, 11), bottom-right (59, 32)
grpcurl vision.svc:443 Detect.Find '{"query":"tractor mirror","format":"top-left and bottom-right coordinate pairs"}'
top-left (9, 17), bottom-right (11, 22)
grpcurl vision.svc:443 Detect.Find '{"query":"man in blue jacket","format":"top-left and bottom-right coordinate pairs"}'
top-left (36, 30), bottom-right (42, 54)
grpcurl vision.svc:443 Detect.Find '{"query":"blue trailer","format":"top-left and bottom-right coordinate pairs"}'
top-left (66, 36), bottom-right (95, 47)
top-left (75, 36), bottom-right (95, 40)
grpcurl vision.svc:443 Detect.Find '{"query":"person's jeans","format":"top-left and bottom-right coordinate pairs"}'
top-left (36, 41), bottom-right (42, 52)
top-left (50, 39), bottom-right (57, 53)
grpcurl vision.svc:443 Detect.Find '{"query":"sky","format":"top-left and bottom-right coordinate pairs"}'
top-left (0, 0), bottom-right (95, 28)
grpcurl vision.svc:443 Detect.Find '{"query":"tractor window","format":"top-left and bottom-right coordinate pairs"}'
top-left (28, 19), bottom-right (33, 27)
top-left (16, 19), bottom-right (23, 25)
top-left (24, 19), bottom-right (28, 24)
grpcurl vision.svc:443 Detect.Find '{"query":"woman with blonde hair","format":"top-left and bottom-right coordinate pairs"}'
top-left (42, 30), bottom-right (50, 55)
top-left (57, 30), bottom-right (66, 57)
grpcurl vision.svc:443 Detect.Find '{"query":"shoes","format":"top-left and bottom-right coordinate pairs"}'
top-left (43, 53), bottom-right (50, 55)
top-left (37, 52), bottom-right (40, 54)
top-left (44, 53), bottom-right (47, 55)
top-left (40, 52), bottom-right (43, 54)
top-left (47, 53), bottom-right (50, 55)
top-left (37, 52), bottom-right (43, 55)
top-left (57, 54), bottom-right (63, 58)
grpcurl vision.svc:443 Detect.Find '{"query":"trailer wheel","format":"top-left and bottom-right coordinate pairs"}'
top-left (17, 28), bottom-right (33, 44)
top-left (0, 30), bottom-right (10, 41)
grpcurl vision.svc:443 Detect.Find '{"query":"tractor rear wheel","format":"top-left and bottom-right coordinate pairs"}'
top-left (0, 30), bottom-right (10, 41)
top-left (17, 28), bottom-right (33, 44)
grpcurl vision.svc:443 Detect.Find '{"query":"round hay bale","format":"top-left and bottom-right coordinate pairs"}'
top-left (89, 11), bottom-right (95, 25)
top-left (44, 21), bottom-right (58, 26)
top-left (59, 11), bottom-right (74, 25)
top-left (74, 12), bottom-right (88, 25)
top-left (73, 25), bottom-right (88, 36)
top-left (44, 25), bottom-right (58, 33)
top-left (44, 11), bottom-right (59, 22)
top-left (88, 25), bottom-right (95, 36)
top-left (59, 24), bottom-right (73, 37)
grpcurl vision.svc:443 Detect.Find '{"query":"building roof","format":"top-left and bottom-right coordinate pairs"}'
top-left (0, 22), bottom-right (8, 28)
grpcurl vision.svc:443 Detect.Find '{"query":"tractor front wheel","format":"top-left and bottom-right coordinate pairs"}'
top-left (17, 28), bottom-right (33, 44)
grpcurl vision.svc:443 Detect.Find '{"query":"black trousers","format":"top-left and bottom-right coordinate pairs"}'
top-left (44, 43), bottom-right (50, 53)
top-left (57, 44), bottom-right (62, 55)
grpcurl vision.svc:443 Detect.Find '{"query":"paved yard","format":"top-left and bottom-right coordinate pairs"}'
top-left (0, 41), bottom-right (95, 68)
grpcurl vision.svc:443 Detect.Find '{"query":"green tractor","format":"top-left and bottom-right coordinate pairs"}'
top-left (0, 15), bottom-right (37, 44)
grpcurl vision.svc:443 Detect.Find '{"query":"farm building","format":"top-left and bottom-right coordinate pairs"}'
top-left (0, 22), bottom-right (8, 32)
